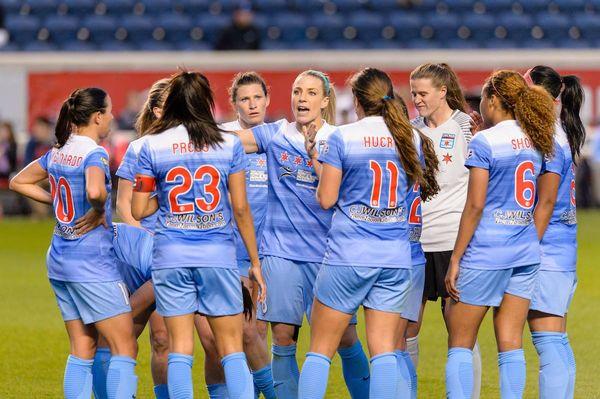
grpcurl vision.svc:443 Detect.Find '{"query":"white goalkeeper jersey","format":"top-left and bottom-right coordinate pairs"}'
top-left (412, 110), bottom-right (473, 252)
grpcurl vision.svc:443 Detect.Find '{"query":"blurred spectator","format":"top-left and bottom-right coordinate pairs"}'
top-left (0, 3), bottom-right (7, 48)
top-left (215, 2), bottom-right (261, 51)
top-left (118, 91), bottom-right (143, 130)
top-left (0, 122), bottom-right (17, 183)
top-left (24, 117), bottom-right (53, 166)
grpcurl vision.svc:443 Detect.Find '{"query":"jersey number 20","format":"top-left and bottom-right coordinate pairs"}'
top-left (49, 174), bottom-right (75, 223)
top-left (166, 165), bottom-right (221, 214)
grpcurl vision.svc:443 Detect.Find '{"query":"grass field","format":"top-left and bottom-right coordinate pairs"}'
top-left (1, 212), bottom-right (599, 398)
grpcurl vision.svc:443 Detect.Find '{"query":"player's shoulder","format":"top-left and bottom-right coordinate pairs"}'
top-left (411, 116), bottom-right (426, 129)
top-left (128, 134), bottom-right (151, 154)
top-left (220, 120), bottom-right (241, 132)
top-left (144, 124), bottom-right (187, 147)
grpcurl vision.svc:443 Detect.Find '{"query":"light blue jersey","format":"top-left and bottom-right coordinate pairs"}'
top-left (38, 135), bottom-right (120, 282)
top-left (540, 125), bottom-right (577, 272)
top-left (136, 124), bottom-right (246, 270)
top-left (409, 133), bottom-right (426, 267)
top-left (221, 120), bottom-right (268, 263)
top-left (318, 116), bottom-right (412, 268)
top-left (462, 120), bottom-right (543, 270)
top-left (116, 136), bottom-right (157, 231)
top-left (252, 119), bottom-right (336, 262)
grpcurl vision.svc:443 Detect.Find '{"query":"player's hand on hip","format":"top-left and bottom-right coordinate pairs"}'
top-left (249, 261), bottom-right (267, 306)
top-left (445, 257), bottom-right (460, 302)
top-left (74, 208), bottom-right (108, 236)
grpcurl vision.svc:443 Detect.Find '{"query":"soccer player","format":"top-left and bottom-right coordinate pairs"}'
top-left (525, 66), bottom-right (584, 399)
top-left (92, 78), bottom-right (171, 399)
top-left (409, 63), bottom-right (482, 397)
top-left (296, 67), bottom-right (437, 399)
top-left (444, 70), bottom-right (556, 399)
top-left (194, 71), bottom-right (275, 399)
top-left (9, 88), bottom-right (138, 399)
top-left (131, 71), bottom-right (265, 399)
top-left (234, 70), bottom-right (370, 399)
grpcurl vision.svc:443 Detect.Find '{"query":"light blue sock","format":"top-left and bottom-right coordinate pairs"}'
top-left (369, 353), bottom-right (398, 399)
top-left (154, 383), bottom-right (170, 399)
top-left (395, 350), bottom-right (416, 399)
top-left (562, 334), bottom-right (576, 399)
top-left (92, 347), bottom-right (111, 399)
top-left (168, 353), bottom-right (194, 399)
top-left (298, 352), bottom-right (331, 399)
top-left (271, 344), bottom-right (299, 399)
top-left (207, 383), bottom-right (229, 398)
top-left (222, 352), bottom-right (254, 399)
top-left (253, 364), bottom-right (276, 399)
top-left (106, 355), bottom-right (137, 399)
top-left (532, 332), bottom-right (570, 399)
top-left (445, 348), bottom-right (473, 399)
top-left (64, 355), bottom-right (94, 399)
top-left (338, 341), bottom-right (370, 398)
top-left (498, 349), bottom-right (526, 399)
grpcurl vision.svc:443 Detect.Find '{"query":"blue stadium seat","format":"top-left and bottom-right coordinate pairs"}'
top-left (98, 40), bottom-right (135, 50)
top-left (25, 0), bottom-right (58, 17)
top-left (444, 0), bottom-right (476, 13)
top-left (61, 40), bottom-right (97, 50)
top-left (348, 11), bottom-right (384, 41)
top-left (45, 15), bottom-right (79, 43)
top-left (6, 15), bottom-right (41, 46)
top-left (272, 12), bottom-right (307, 41)
top-left (214, 0), bottom-right (242, 13)
top-left (369, 39), bottom-right (400, 49)
top-left (0, 42), bottom-right (21, 51)
top-left (119, 15), bottom-right (154, 43)
top-left (195, 14), bottom-right (229, 44)
top-left (82, 15), bottom-right (117, 43)
top-left (174, 40), bottom-right (211, 50)
top-left (252, 13), bottom-right (269, 36)
top-left (329, 39), bottom-right (366, 49)
top-left (261, 37), bottom-right (290, 50)
top-left (484, 38), bottom-right (518, 48)
top-left (291, 39), bottom-right (324, 50)
top-left (331, 0), bottom-right (364, 13)
top-left (140, 0), bottom-right (174, 16)
top-left (254, 0), bottom-right (289, 14)
top-left (482, 0), bottom-right (514, 13)
top-left (517, 0), bottom-right (550, 14)
top-left (23, 40), bottom-right (58, 50)
top-left (573, 12), bottom-right (600, 40)
top-left (158, 13), bottom-right (192, 43)
top-left (98, 0), bottom-right (134, 15)
top-left (309, 13), bottom-right (344, 41)
top-left (138, 40), bottom-right (172, 50)
top-left (552, 0), bottom-right (586, 13)
top-left (446, 38), bottom-right (479, 48)
top-left (388, 12), bottom-right (423, 41)
top-left (176, 0), bottom-right (209, 14)
top-left (368, 0), bottom-right (400, 11)
top-left (462, 13), bottom-right (495, 41)
top-left (521, 38), bottom-right (555, 48)
top-left (410, 0), bottom-right (438, 12)
top-left (405, 38), bottom-right (440, 49)
top-left (535, 12), bottom-right (571, 41)
top-left (556, 37), bottom-right (589, 48)
top-left (426, 13), bottom-right (460, 40)
top-left (60, 0), bottom-right (96, 16)
top-left (497, 13), bottom-right (533, 40)
top-left (2, 0), bottom-right (22, 16)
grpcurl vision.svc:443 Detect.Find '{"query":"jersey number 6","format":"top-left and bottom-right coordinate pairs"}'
top-left (49, 174), bottom-right (75, 223)
top-left (514, 161), bottom-right (535, 209)
top-left (166, 165), bottom-right (221, 214)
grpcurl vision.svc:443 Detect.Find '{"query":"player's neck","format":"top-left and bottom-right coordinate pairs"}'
top-left (296, 118), bottom-right (324, 133)
top-left (238, 118), bottom-right (261, 130)
top-left (74, 127), bottom-right (100, 144)
top-left (425, 105), bottom-right (454, 128)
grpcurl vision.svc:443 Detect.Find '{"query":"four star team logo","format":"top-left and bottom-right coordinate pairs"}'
top-left (442, 153), bottom-right (453, 164)
top-left (256, 158), bottom-right (266, 168)
top-left (440, 133), bottom-right (456, 149)
top-left (294, 156), bottom-right (303, 166)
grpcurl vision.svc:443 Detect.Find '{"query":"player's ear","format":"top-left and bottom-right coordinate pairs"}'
top-left (439, 85), bottom-right (448, 100)
top-left (265, 94), bottom-right (271, 108)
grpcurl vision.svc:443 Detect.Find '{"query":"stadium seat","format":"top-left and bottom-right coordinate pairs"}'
top-left (556, 37), bottom-right (589, 48)
top-left (138, 40), bottom-right (172, 50)
top-left (98, 39), bottom-right (134, 50)
top-left (61, 40), bottom-right (97, 50)
top-left (271, 12), bottom-right (307, 41)
top-left (406, 38), bottom-right (442, 49)
top-left (60, 0), bottom-right (96, 16)
top-left (97, 0), bottom-right (134, 15)
top-left (444, 0), bottom-right (476, 13)
top-left (6, 15), bottom-right (41, 46)
top-left (82, 15), bottom-right (117, 43)
top-left (194, 14), bottom-right (229, 44)
top-left (157, 13), bottom-right (192, 43)
top-left (481, 0), bottom-right (514, 13)
top-left (174, 40), bottom-right (211, 50)
top-left (446, 38), bottom-right (479, 48)
top-left (517, 0), bottom-right (550, 14)
top-left (261, 37), bottom-right (290, 50)
top-left (552, 0), bottom-right (586, 13)
top-left (521, 38), bottom-right (555, 48)
top-left (535, 12), bottom-right (571, 41)
top-left (369, 0), bottom-right (400, 12)
top-left (328, 39), bottom-right (366, 49)
top-left (2, 0), bottom-right (22, 16)
top-left (348, 11), bottom-right (384, 41)
top-left (388, 12), bottom-right (423, 41)
top-left (22, 40), bottom-right (58, 50)
top-left (331, 0), bottom-right (364, 13)
top-left (119, 14), bottom-right (155, 44)
top-left (253, 0), bottom-right (289, 14)
top-left (0, 42), bottom-right (21, 51)
top-left (45, 14), bottom-right (79, 43)
top-left (175, 0), bottom-right (210, 14)
top-left (25, 0), bottom-right (58, 17)
top-left (426, 13), bottom-right (460, 40)
top-left (291, 39), bottom-right (324, 50)
top-left (214, 0), bottom-right (241, 13)
top-left (140, 0), bottom-right (174, 16)
top-left (369, 39), bottom-right (401, 49)
top-left (308, 13), bottom-right (344, 41)
top-left (410, 0), bottom-right (439, 13)
top-left (497, 13), bottom-right (533, 41)
top-left (573, 12), bottom-right (600, 40)
top-left (484, 38), bottom-right (518, 48)
top-left (462, 13), bottom-right (495, 41)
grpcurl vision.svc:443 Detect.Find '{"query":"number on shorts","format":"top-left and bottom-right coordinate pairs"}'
top-left (49, 174), bottom-right (75, 223)
top-left (166, 165), bottom-right (221, 214)
top-left (514, 161), bottom-right (535, 209)
top-left (369, 160), bottom-right (400, 208)
top-left (408, 183), bottom-right (421, 225)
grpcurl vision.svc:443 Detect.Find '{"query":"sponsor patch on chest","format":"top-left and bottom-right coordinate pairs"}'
top-left (440, 133), bottom-right (456, 149)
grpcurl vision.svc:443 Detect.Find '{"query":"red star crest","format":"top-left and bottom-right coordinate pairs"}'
top-left (256, 158), bottom-right (266, 167)
top-left (306, 159), bottom-right (313, 167)
top-left (280, 151), bottom-right (289, 162)
top-left (294, 156), bottom-right (303, 165)
top-left (442, 153), bottom-right (453, 164)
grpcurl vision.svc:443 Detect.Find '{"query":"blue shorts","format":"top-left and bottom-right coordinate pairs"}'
top-left (530, 270), bottom-right (577, 317)
top-left (403, 263), bottom-right (425, 322)
top-left (237, 260), bottom-right (251, 279)
top-left (152, 267), bottom-right (243, 317)
top-left (458, 264), bottom-right (540, 307)
top-left (50, 279), bottom-right (131, 325)
top-left (314, 265), bottom-right (412, 315)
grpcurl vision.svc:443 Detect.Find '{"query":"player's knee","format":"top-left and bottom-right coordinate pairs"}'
top-left (271, 325), bottom-right (296, 347)
top-left (338, 326), bottom-right (359, 349)
top-left (242, 323), bottom-right (260, 348)
top-left (496, 337), bottom-right (522, 352)
top-left (150, 329), bottom-right (169, 357)
top-left (256, 320), bottom-right (268, 341)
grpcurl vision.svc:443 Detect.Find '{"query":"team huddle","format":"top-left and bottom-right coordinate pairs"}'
top-left (9, 63), bottom-right (583, 399)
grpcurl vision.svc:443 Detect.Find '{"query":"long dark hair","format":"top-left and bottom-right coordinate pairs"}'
top-left (147, 70), bottom-right (223, 149)
top-left (135, 78), bottom-right (170, 136)
top-left (528, 65), bottom-right (586, 163)
top-left (55, 88), bottom-right (108, 148)
top-left (349, 68), bottom-right (438, 199)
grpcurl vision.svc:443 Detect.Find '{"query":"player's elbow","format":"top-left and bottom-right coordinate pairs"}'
top-left (131, 206), bottom-right (144, 221)
top-left (233, 202), bottom-right (251, 221)
top-left (8, 176), bottom-right (18, 192)
top-left (316, 191), bottom-right (336, 210)
top-left (87, 187), bottom-right (106, 203)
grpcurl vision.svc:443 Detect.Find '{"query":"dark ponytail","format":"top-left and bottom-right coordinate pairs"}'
top-left (147, 70), bottom-right (224, 150)
top-left (528, 65), bottom-right (586, 163)
top-left (55, 87), bottom-right (108, 148)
